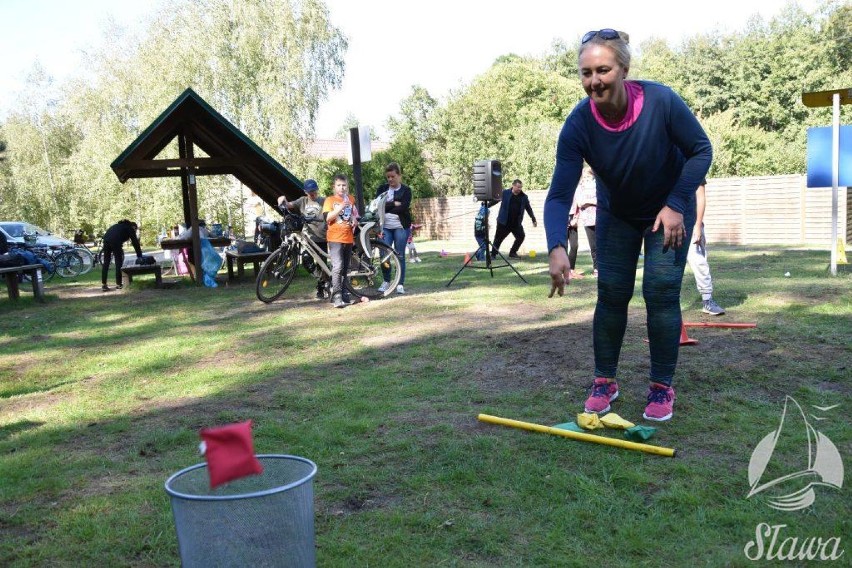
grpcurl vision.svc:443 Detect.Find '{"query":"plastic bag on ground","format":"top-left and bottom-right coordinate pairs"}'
top-left (200, 238), bottom-right (223, 288)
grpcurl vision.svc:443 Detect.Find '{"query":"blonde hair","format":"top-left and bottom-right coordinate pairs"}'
top-left (578, 31), bottom-right (631, 71)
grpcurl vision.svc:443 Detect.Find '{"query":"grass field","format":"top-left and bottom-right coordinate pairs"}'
top-left (1, 244), bottom-right (850, 566)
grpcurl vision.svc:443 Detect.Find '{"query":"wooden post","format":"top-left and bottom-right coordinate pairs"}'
top-left (5, 272), bottom-right (20, 299)
top-left (32, 266), bottom-right (45, 302)
top-left (349, 126), bottom-right (365, 215)
top-left (178, 136), bottom-right (192, 228)
top-left (180, 131), bottom-right (203, 286)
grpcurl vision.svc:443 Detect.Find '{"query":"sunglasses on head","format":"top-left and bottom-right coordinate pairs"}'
top-left (582, 29), bottom-right (620, 44)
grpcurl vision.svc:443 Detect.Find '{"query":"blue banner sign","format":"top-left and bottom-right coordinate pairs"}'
top-left (806, 126), bottom-right (852, 187)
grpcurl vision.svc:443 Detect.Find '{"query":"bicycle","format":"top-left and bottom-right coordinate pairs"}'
top-left (9, 242), bottom-right (57, 281)
top-left (72, 237), bottom-right (103, 276)
top-left (50, 245), bottom-right (85, 278)
top-left (15, 231), bottom-right (87, 279)
top-left (255, 197), bottom-right (401, 304)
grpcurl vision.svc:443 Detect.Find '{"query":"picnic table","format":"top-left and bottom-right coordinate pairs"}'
top-left (1, 264), bottom-right (46, 302)
top-left (225, 249), bottom-right (272, 281)
top-left (122, 264), bottom-right (163, 288)
top-left (159, 237), bottom-right (232, 282)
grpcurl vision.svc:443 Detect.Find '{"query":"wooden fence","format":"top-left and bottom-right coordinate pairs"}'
top-left (411, 175), bottom-right (851, 253)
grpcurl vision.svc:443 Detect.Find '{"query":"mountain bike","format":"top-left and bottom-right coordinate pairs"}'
top-left (255, 199), bottom-right (401, 304)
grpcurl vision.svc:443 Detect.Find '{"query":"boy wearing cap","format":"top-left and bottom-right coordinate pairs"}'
top-left (278, 179), bottom-right (328, 299)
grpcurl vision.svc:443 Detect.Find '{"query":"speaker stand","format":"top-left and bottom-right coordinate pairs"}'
top-left (446, 218), bottom-right (528, 287)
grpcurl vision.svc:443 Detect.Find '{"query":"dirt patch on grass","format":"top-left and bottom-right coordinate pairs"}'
top-left (319, 491), bottom-right (403, 518)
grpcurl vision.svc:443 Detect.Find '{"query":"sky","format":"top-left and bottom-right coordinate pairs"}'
top-left (0, 0), bottom-right (822, 139)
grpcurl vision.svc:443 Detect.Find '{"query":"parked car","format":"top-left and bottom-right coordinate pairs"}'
top-left (0, 221), bottom-right (75, 248)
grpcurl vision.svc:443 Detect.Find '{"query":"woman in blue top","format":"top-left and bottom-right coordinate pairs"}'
top-left (544, 29), bottom-right (712, 422)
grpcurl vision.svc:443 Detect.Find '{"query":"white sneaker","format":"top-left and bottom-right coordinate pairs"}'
top-left (377, 281), bottom-right (390, 293)
top-left (396, 285), bottom-right (406, 294)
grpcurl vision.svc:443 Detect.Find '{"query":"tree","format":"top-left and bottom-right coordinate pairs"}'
top-left (430, 57), bottom-right (581, 194)
top-left (307, 130), bottom-right (434, 204)
top-left (387, 86), bottom-right (438, 147)
top-left (3, 0), bottom-right (348, 242)
top-left (633, 38), bottom-right (683, 91)
top-left (1, 63), bottom-right (81, 232)
top-left (335, 113), bottom-right (360, 139)
top-left (820, 0), bottom-right (852, 72)
top-left (702, 110), bottom-right (804, 176)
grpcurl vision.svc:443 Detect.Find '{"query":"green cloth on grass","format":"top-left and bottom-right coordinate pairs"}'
top-left (552, 422), bottom-right (585, 433)
top-left (624, 425), bottom-right (657, 441)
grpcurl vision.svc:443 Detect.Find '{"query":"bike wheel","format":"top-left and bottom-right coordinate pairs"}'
top-left (74, 247), bottom-right (95, 275)
top-left (34, 252), bottom-right (56, 281)
top-left (55, 251), bottom-right (84, 278)
top-left (256, 245), bottom-right (299, 303)
top-left (345, 240), bottom-right (400, 299)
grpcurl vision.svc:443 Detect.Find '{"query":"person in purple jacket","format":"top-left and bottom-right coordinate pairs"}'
top-left (544, 29), bottom-right (712, 422)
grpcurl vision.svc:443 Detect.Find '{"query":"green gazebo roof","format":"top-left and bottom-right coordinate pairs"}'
top-left (110, 88), bottom-right (303, 207)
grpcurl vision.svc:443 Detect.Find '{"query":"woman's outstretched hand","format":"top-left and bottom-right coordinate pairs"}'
top-left (548, 246), bottom-right (571, 297)
top-left (653, 206), bottom-right (685, 252)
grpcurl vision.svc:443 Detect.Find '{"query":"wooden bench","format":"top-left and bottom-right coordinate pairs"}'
top-left (0, 264), bottom-right (46, 302)
top-left (121, 264), bottom-right (163, 288)
top-left (226, 250), bottom-right (272, 281)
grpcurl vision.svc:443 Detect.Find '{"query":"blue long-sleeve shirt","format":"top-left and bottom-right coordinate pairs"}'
top-left (544, 81), bottom-right (712, 252)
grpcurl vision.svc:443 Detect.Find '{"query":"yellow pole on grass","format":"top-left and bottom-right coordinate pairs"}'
top-left (477, 413), bottom-right (676, 458)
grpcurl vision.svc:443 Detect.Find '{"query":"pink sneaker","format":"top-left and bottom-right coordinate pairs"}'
top-left (643, 383), bottom-right (675, 421)
top-left (584, 378), bottom-right (619, 414)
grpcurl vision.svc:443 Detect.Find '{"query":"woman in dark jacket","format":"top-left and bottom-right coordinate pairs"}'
top-left (375, 162), bottom-right (412, 295)
top-left (101, 219), bottom-right (143, 291)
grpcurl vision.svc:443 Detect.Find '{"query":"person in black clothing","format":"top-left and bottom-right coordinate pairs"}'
top-left (101, 219), bottom-right (143, 291)
top-left (492, 179), bottom-right (537, 258)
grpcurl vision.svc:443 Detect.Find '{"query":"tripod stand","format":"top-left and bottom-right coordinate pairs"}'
top-left (446, 207), bottom-right (528, 287)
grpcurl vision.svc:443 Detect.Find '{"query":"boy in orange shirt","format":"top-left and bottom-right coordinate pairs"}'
top-left (322, 174), bottom-right (359, 308)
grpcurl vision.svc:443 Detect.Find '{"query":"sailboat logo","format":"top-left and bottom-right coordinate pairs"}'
top-left (747, 396), bottom-right (843, 511)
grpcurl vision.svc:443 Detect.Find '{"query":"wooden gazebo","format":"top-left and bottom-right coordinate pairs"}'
top-left (110, 88), bottom-right (304, 284)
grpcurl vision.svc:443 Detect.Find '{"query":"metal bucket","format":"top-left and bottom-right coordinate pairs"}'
top-left (165, 455), bottom-right (317, 567)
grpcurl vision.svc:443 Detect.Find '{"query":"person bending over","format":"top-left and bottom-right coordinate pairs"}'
top-left (544, 29), bottom-right (712, 422)
top-left (101, 219), bottom-right (143, 292)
